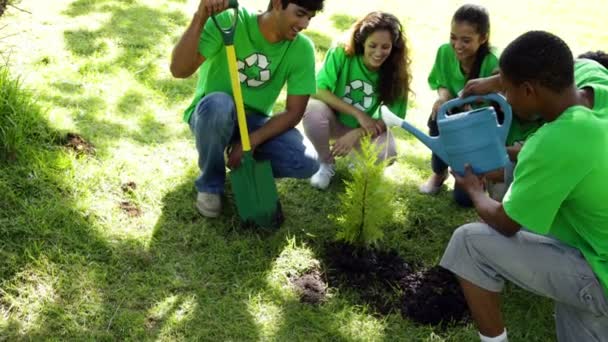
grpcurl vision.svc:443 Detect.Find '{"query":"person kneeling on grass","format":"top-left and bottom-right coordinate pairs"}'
top-left (440, 31), bottom-right (608, 342)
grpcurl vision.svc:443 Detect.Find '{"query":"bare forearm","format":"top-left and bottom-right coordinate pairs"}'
top-left (437, 87), bottom-right (452, 101)
top-left (469, 190), bottom-right (520, 236)
top-left (170, 13), bottom-right (207, 78)
top-left (249, 111), bottom-right (302, 148)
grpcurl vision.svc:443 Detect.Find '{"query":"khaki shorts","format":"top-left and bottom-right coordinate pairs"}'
top-left (440, 223), bottom-right (608, 341)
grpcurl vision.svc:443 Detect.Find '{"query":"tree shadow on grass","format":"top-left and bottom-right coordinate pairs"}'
top-left (1, 140), bottom-right (262, 339)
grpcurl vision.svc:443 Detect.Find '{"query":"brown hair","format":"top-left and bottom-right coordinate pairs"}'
top-left (344, 12), bottom-right (412, 105)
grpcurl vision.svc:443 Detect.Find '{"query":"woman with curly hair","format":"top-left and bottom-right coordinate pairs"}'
top-left (303, 11), bottom-right (412, 189)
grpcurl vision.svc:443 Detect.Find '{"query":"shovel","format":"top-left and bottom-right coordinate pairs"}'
top-left (211, 0), bottom-right (283, 229)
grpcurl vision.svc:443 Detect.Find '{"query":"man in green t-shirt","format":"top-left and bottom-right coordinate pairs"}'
top-left (170, 0), bottom-right (324, 218)
top-left (440, 31), bottom-right (608, 342)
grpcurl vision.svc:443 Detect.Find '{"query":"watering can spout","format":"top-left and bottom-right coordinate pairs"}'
top-left (380, 106), bottom-right (447, 162)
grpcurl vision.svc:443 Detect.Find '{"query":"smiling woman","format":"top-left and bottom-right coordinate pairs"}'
top-left (303, 11), bottom-right (412, 190)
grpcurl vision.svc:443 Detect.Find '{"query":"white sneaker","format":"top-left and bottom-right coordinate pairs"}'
top-left (310, 163), bottom-right (335, 190)
top-left (196, 192), bottom-right (222, 218)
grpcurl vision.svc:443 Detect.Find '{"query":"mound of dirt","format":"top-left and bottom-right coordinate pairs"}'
top-left (323, 242), bottom-right (469, 325)
top-left (291, 269), bottom-right (327, 305)
top-left (63, 133), bottom-right (95, 156)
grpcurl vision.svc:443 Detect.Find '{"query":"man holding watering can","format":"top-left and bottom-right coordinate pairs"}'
top-left (440, 31), bottom-right (608, 342)
top-left (170, 0), bottom-right (324, 219)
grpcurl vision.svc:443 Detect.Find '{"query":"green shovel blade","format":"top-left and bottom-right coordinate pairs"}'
top-left (229, 152), bottom-right (282, 229)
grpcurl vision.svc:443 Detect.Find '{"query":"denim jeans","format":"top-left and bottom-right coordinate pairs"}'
top-left (188, 92), bottom-right (320, 194)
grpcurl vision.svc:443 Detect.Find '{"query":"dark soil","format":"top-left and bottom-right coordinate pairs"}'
top-left (119, 201), bottom-right (141, 217)
top-left (121, 181), bottom-right (137, 193)
top-left (325, 242), bottom-right (414, 289)
top-left (63, 133), bottom-right (95, 156)
top-left (323, 241), bottom-right (469, 325)
top-left (400, 266), bottom-right (469, 326)
top-left (290, 268), bottom-right (327, 305)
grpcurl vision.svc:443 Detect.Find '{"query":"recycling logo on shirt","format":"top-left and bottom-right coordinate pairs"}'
top-left (237, 53), bottom-right (271, 88)
top-left (342, 80), bottom-right (374, 111)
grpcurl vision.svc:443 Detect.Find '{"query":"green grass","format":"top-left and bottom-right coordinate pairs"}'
top-left (1, 0), bottom-right (606, 340)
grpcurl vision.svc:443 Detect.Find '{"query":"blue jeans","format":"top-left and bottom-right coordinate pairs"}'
top-left (188, 92), bottom-right (320, 194)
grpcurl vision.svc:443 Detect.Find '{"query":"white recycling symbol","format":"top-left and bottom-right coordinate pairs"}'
top-left (342, 80), bottom-right (374, 111)
top-left (237, 53), bottom-right (271, 88)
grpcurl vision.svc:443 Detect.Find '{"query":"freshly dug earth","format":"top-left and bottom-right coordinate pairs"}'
top-left (324, 242), bottom-right (469, 325)
top-left (291, 268), bottom-right (327, 305)
top-left (400, 266), bottom-right (469, 326)
top-left (63, 133), bottom-right (95, 155)
top-left (119, 201), bottom-right (142, 217)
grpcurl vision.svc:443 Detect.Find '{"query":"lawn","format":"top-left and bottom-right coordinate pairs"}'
top-left (0, 0), bottom-right (607, 340)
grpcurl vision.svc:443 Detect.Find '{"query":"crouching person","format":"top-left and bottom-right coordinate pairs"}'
top-left (440, 31), bottom-right (608, 342)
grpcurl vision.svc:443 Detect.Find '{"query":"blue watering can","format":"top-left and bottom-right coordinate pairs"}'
top-left (381, 93), bottom-right (512, 175)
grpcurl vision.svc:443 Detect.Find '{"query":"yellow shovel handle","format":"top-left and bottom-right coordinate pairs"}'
top-left (225, 45), bottom-right (251, 152)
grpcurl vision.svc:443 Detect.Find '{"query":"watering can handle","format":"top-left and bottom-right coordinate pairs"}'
top-left (211, 0), bottom-right (239, 45)
top-left (437, 93), bottom-right (512, 143)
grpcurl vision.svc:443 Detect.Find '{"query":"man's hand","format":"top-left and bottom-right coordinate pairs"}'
top-left (227, 142), bottom-right (244, 169)
top-left (452, 164), bottom-right (485, 196)
top-left (331, 129), bottom-right (363, 157)
top-left (197, 0), bottom-right (229, 18)
top-left (461, 75), bottom-right (501, 97)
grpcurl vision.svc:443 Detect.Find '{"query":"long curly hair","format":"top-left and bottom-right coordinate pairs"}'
top-left (344, 12), bottom-right (412, 105)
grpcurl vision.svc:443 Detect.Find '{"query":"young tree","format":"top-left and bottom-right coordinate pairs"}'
top-left (334, 135), bottom-right (394, 247)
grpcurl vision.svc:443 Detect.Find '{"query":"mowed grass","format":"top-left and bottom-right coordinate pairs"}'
top-left (1, 0), bottom-right (607, 340)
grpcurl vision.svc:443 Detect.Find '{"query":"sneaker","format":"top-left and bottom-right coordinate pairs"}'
top-left (310, 163), bottom-right (335, 190)
top-left (419, 172), bottom-right (448, 195)
top-left (196, 192), bottom-right (222, 218)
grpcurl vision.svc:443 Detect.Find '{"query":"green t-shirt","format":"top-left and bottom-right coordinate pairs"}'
top-left (506, 117), bottom-right (544, 146)
top-left (575, 58), bottom-right (608, 88)
top-left (316, 46), bottom-right (408, 128)
top-left (506, 59), bottom-right (608, 145)
top-left (182, 7), bottom-right (316, 122)
top-left (428, 43), bottom-right (500, 97)
top-left (503, 105), bottom-right (608, 295)
top-left (591, 84), bottom-right (608, 115)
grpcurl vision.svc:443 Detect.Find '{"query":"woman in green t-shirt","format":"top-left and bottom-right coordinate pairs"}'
top-left (303, 11), bottom-right (412, 190)
top-left (420, 4), bottom-right (499, 207)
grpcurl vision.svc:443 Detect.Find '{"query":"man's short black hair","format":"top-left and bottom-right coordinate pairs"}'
top-left (268, 0), bottom-right (324, 12)
top-left (578, 50), bottom-right (608, 69)
top-left (499, 31), bottom-right (574, 92)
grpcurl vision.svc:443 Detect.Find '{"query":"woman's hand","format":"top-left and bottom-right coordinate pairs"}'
top-left (355, 112), bottom-right (381, 136)
top-left (507, 142), bottom-right (523, 162)
top-left (431, 97), bottom-right (448, 120)
top-left (331, 129), bottom-right (363, 157)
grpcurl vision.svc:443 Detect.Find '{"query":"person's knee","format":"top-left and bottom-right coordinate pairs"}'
top-left (194, 92), bottom-right (236, 130)
top-left (303, 109), bottom-right (323, 125)
top-left (449, 222), bottom-right (489, 247)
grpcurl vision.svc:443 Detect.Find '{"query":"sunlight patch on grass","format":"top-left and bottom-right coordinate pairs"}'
top-left (0, 258), bottom-right (59, 335)
top-left (334, 308), bottom-right (387, 341)
top-left (247, 294), bottom-right (284, 340)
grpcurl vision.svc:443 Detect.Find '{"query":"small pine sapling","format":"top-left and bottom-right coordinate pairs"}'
top-left (334, 135), bottom-right (394, 247)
